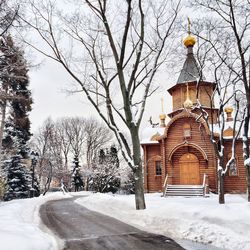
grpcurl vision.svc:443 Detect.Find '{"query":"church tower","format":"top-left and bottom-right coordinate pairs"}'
top-left (167, 21), bottom-right (218, 123)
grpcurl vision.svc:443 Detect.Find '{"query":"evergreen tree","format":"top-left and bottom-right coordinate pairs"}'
top-left (71, 155), bottom-right (84, 192)
top-left (89, 146), bottom-right (120, 193)
top-left (2, 155), bottom-right (30, 201)
top-left (123, 169), bottom-right (135, 194)
top-left (0, 35), bottom-right (36, 200)
top-left (1, 35), bottom-right (32, 157)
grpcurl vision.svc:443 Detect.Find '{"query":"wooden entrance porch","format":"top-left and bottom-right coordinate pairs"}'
top-left (163, 174), bottom-right (208, 197)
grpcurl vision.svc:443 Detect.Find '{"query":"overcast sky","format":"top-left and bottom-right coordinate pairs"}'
top-left (29, 57), bottom-right (176, 133)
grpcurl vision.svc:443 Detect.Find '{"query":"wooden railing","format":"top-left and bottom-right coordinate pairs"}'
top-left (162, 174), bottom-right (169, 197)
top-left (202, 173), bottom-right (208, 196)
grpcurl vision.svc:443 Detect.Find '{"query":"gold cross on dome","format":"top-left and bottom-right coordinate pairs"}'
top-left (188, 17), bottom-right (191, 35)
top-left (161, 97), bottom-right (164, 113)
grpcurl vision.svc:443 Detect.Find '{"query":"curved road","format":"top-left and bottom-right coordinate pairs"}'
top-left (40, 196), bottom-right (184, 250)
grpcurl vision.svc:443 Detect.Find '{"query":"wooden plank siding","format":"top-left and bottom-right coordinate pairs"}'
top-left (142, 76), bottom-right (247, 194)
top-left (164, 117), bottom-right (217, 191)
top-left (144, 144), bottom-right (162, 192)
top-left (224, 140), bottom-right (247, 193)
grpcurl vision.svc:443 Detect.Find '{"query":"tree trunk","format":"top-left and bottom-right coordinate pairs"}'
top-left (218, 168), bottom-right (225, 204)
top-left (131, 126), bottom-right (146, 210)
top-left (243, 105), bottom-right (250, 202)
top-left (134, 165), bottom-right (146, 210)
top-left (0, 101), bottom-right (7, 156)
top-left (84, 177), bottom-right (89, 191)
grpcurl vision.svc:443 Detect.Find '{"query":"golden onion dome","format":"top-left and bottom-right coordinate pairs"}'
top-left (159, 113), bottom-right (166, 120)
top-left (224, 107), bottom-right (233, 113)
top-left (183, 34), bottom-right (196, 47)
top-left (183, 17), bottom-right (196, 48)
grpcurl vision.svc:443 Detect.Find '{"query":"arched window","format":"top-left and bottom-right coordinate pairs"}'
top-left (228, 153), bottom-right (238, 176)
top-left (155, 161), bottom-right (162, 176)
top-left (183, 123), bottom-right (191, 138)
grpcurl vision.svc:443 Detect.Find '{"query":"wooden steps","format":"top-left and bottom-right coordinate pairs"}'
top-left (164, 185), bottom-right (204, 197)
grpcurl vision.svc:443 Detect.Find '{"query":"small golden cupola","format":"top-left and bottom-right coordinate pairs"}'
top-left (159, 98), bottom-right (166, 127)
top-left (225, 106), bottom-right (234, 122)
top-left (183, 83), bottom-right (193, 109)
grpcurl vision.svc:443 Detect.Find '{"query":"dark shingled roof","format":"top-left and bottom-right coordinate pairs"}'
top-left (177, 46), bottom-right (204, 84)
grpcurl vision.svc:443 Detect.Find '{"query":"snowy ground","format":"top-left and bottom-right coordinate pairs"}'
top-left (0, 192), bottom-right (249, 250)
top-left (0, 192), bottom-right (71, 250)
top-left (75, 193), bottom-right (250, 250)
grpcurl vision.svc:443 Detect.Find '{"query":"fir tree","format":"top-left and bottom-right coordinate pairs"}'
top-left (0, 35), bottom-right (37, 200)
top-left (71, 155), bottom-right (84, 192)
top-left (1, 35), bottom-right (32, 157)
top-left (2, 155), bottom-right (30, 201)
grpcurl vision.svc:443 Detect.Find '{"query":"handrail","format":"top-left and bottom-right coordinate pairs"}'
top-left (162, 174), bottom-right (169, 197)
top-left (202, 173), bottom-right (207, 196)
top-left (202, 173), bottom-right (207, 187)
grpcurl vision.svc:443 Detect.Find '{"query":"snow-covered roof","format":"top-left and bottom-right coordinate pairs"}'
top-left (209, 120), bottom-right (249, 138)
top-left (140, 126), bottom-right (165, 144)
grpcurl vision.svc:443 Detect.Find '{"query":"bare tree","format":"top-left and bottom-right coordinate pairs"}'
top-left (64, 117), bottom-right (85, 161)
top-left (0, 0), bottom-right (19, 36)
top-left (31, 118), bottom-right (56, 186)
top-left (195, 53), bottom-right (245, 203)
top-left (31, 116), bottom-right (111, 190)
top-left (22, 0), bottom-right (181, 209)
top-left (191, 0), bottom-right (250, 201)
top-left (55, 118), bottom-right (72, 171)
top-left (84, 117), bottom-right (113, 190)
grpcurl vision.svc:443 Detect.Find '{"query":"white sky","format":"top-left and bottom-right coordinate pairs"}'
top-left (28, 54), bottom-right (177, 134)
top-left (29, 59), bottom-right (97, 132)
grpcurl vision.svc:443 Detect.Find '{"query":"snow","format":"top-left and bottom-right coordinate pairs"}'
top-left (1, 191), bottom-right (250, 250)
top-left (0, 192), bottom-right (71, 250)
top-left (244, 158), bottom-right (250, 167)
top-left (140, 126), bottom-right (165, 144)
top-left (75, 192), bottom-right (250, 250)
top-left (210, 122), bottom-right (250, 139)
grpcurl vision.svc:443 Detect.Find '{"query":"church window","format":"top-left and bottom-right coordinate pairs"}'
top-left (155, 161), bottom-right (162, 176)
top-left (228, 153), bottom-right (238, 176)
top-left (183, 123), bottom-right (191, 138)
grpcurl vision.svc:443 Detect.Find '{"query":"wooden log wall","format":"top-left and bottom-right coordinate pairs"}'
top-left (224, 140), bottom-right (247, 193)
top-left (164, 116), bottom-right (217, 191)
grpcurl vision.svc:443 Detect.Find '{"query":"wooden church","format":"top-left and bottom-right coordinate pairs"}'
top-left (141, 29), bottom-right (247, 196)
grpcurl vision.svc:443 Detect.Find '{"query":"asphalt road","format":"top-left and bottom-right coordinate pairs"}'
top-left (40, 196), bottom-right (184, 250)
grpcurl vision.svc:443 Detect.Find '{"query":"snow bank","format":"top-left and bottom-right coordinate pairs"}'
top-left (75, 192), bottom-right (250, 250)
top-left (0, 192), bottom-right (71, 250)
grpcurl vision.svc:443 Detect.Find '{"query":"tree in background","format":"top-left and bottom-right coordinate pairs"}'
top-left (1, 35), bottom-right (32, 158)
top-left (71, 155), bottom-right (84, 192)
top-left (89, 146), bottom-right (120, 193)
top-left (84, 118), bottom-right (113, 190)
top-left (0, 35), bottom-right (34, 200)
top-left (0, 0), bottom-right (20, 155)
top-left (31, 116), bottom-right (112, 191)
top-left (2, 155), bottom-right (30, 201)
top-left (122, 168), bottom-right (135, 194)
top-left (30, 118), bottom-right (55, 186)
top-left (0, 0), bottom-right (19, 37)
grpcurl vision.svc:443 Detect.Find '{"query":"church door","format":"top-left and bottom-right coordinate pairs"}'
top-left (179, 153), bottom-right (200, 185)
